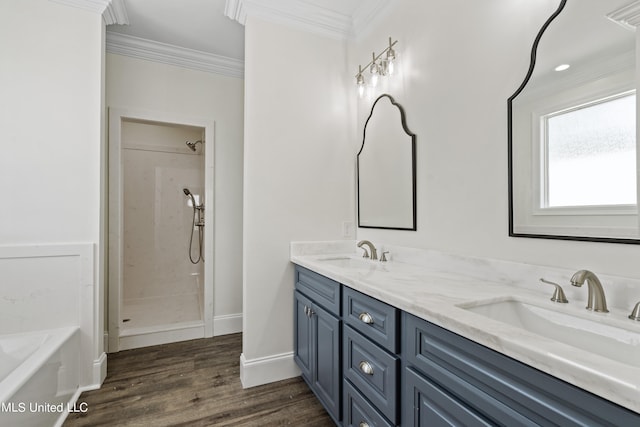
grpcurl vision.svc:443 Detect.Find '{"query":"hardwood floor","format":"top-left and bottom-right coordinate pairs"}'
top-left (64, 334), bottom-right (334, 426)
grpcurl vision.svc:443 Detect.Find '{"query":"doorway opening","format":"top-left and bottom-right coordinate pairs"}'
top-left (108, 108), bottom-right (215, 351)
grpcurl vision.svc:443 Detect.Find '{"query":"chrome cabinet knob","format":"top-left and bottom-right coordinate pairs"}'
top-left (358, 361), bottom-right (374, 375)
top-left (358, 312), bottom-right (374, 324)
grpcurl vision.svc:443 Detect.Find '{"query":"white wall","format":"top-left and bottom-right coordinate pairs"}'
top-left (353, 0), bottom-right (640, 279)
top-left (241, 16), bottom-right (356, 386)
top-left (106, 53), bottom-right (244, 326)
top-left (0, 0), bottom-right (105, 387)
top-left (0, 0), bottom-right (102, 245)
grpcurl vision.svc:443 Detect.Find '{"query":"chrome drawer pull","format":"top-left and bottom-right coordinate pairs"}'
top-left (359, 422), bottom-right (370, 427)
top-left (359, 361), bottom-right (374, 375)
top-left (358, 312), bottom-right (374, 324)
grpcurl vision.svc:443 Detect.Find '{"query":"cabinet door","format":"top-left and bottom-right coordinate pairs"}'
top-left (404, 368), bottom-right (493, 427)
top-left (313, 303), bottom-right (341, 422)
top-left (294, 291), bottom-right (313, 382)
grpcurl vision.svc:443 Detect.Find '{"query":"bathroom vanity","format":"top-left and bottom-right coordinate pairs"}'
top-left (291, 244), bottom-right (640, 426)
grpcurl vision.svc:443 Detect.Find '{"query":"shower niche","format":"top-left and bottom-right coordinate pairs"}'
top-left (109, 110), bottom-right (214, 351)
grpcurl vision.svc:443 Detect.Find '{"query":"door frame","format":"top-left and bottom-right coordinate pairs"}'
top-left (107, 107), bottom-right (215, 352)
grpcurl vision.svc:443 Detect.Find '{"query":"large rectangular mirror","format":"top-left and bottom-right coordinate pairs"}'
top-left (509, 0), bottom-right (639, 243)
top-left (358, 94), bottom-right (416, 230)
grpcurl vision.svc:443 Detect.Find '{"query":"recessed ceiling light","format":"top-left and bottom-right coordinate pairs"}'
top-left (554, 64), bottom-right (570, 72)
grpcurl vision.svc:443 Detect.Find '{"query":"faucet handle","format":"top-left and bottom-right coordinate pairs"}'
top-left (540, 278), bottom-right (569, 303)
top-left (629, 302), bottom-right (640, 321)
top-left (380, 251), bottom-right (389, 262)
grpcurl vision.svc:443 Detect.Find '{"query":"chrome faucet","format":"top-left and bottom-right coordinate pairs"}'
top-left (569, 270), bottom-right (608, 313)
top-left (357, 240), bottom-right (377, 261)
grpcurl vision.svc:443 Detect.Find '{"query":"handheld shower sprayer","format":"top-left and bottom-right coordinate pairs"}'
top-left (183, 188), bottom-right (196, 207)
top-left (182, 187), bottom-right (204, 264)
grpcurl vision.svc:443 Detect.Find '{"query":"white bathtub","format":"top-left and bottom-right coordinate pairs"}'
top-left (0, 327), bottom-right (80, 427)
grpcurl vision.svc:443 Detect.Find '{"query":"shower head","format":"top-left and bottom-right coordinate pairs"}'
top-left (183, 188), bottom-right (197, 208)
top-left (186, 140), bottom-right (203, 152)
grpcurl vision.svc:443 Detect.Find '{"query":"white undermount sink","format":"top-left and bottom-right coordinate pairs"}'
top-left (460, 298), bottom-right (640, 366)
top-left (317, 256), bottom-right (378, 270)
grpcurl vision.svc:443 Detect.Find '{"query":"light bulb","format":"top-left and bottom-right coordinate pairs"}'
top-left (371, 71), bottom-right (379, 87)
top-left (386, 37), bottom-right (396, 75)
top-left (387, 58), bottom-right (395, 75)
top-left (379, 58), bottom-right (389, 76)
top-left (369, 52), bottom-right (379, 87)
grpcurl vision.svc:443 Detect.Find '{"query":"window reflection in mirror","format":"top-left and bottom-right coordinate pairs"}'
top-left (509, 0), bottom-right (639, 242)
top-left (545, 91), bottom-right (636, 208)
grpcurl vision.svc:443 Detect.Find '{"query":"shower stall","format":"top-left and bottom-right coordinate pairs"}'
top-left (108, 110), bottom-right (215, 351)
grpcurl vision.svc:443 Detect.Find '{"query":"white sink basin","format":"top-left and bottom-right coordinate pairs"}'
top-left (317, 256), bottom-right (377, 270)
top-left (461, 299), bottom-right (640, 366)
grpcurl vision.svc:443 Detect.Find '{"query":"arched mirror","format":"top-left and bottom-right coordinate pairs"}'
top-left (509, 0), bottom-right (639, 243)
top-left (358, 94), bottom-right (416, 230)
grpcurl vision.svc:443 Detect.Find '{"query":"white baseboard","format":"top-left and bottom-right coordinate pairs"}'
top-left (239, 351), bottom-right (301, 388)
top-left (93, 352), bottom-right (107, 386)
top-left (213, 313), bottom-right (242, 336)
top-left (55, 380), bottom-right (104, 427)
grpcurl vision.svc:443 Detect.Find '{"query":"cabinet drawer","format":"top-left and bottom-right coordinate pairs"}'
top-left (344, 325), bottom-right (399, 423)
top-left (343, 379), bottom-right (393, 427)
top-left (295, 265), bottom-right (341, 315)
top-left (343, 286), bottom-right (399, 353)
top-left (403, 312), bottom-right (640, 426)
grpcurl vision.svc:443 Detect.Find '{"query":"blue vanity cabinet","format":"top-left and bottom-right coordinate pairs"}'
top-left (294, 266), bottom-right (640, 426)
top-left (343, 287), bottom-right (400, 426)
top-left (294, 266), bottom-right (342, 424)
top-left (402, 312), bottom-right (640, 427)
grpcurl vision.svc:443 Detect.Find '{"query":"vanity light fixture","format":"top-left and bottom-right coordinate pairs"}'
top-left (355, 37), bottom-right (398, 96)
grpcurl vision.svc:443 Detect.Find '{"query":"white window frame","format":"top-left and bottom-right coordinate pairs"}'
top-left (531, 89), bottom-right (637, 218)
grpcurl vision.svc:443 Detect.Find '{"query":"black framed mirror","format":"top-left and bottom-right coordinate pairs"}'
top-left (508, 0), bottom-right (639, 244)
top-left (357, 94), bottom-right (416, 230)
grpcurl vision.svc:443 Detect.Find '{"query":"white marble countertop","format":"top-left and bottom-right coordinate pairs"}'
top-left (290, 248), bottom-right (640, 414)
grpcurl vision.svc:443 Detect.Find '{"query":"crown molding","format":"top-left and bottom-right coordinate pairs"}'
top-left (50, 0), bottom-right (128, 25)
top-left (225, 0), bottom-right (248, 25)
top-left (106, 32), bottom-right (244, 78)
top-left (224, 0), bottom-right (390, 40)
top-left (103, 0), bottom-right (129, 25)
top-left (607, 1), bottom-right (640, 31)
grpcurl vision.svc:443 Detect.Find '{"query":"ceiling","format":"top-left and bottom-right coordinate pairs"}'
top-left (107, 0), bottom-right (246, 60)
top-left (106, 0), bottom-right (382, 62)
top-left (528, 0), bottom-right (636, 87)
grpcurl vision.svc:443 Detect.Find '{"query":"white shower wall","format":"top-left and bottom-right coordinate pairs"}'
top-left (121, 120), bottom-right (204, 318)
